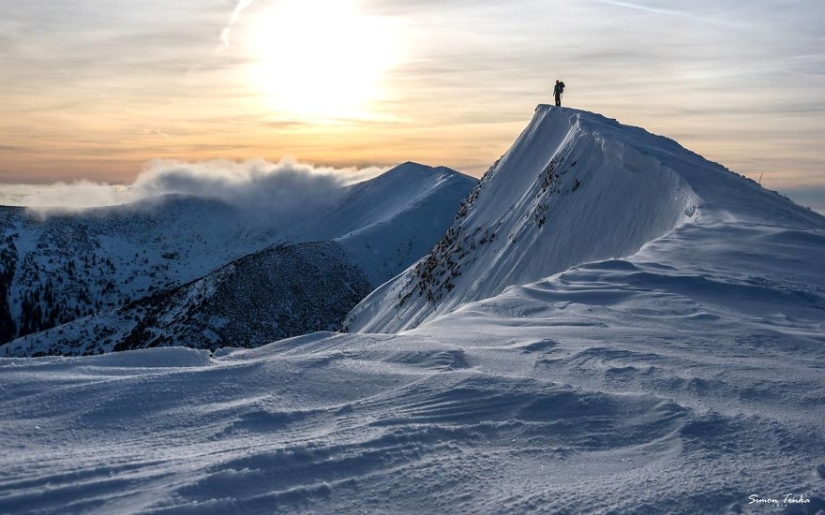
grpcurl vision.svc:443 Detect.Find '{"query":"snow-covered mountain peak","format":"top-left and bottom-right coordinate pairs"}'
top-left (346, 105), bottom-right (824, 333)
top-left (376, 161), bottom-right (461, 180)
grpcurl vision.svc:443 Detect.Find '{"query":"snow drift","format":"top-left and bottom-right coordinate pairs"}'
top-left (346, 105), bottom-right (823, 333)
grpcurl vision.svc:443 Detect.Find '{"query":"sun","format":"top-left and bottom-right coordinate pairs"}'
top-left (249, 0), bottom-right (402, 121)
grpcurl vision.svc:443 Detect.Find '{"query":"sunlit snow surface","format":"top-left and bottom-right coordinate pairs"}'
top-left (2, 107), bottom-right (825, 513)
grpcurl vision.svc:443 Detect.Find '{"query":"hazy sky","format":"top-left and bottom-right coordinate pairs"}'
top-left (1, 0), bottom-right (824, 210)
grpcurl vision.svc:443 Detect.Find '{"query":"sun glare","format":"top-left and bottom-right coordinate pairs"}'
top-left (249, 0), bottom-right (402, 121)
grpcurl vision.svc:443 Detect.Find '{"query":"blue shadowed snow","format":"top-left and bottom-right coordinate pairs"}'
top-left (1, 107), bottom-right (824, 514)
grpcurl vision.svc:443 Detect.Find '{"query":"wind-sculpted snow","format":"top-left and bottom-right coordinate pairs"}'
top-left (2, 106), bottom-right (825, 513)
top-left (346, 106), bottom-right (824, 333)
top-left (2, 269), bottom-right (824, 514)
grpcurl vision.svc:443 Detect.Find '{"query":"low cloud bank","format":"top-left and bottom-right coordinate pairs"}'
top-left (1, 159), bottom-right (386, 217)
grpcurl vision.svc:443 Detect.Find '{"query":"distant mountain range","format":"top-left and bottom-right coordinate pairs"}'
top-left (0, 162), bottom-right (475, 356)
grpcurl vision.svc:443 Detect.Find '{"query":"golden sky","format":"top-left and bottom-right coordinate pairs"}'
top-left (1, 0), bottom-right (824, 209)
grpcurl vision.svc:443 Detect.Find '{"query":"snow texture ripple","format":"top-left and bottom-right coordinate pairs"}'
top-left (1, 106), bottom-right (824, 514)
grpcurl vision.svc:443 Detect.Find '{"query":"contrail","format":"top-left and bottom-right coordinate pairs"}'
top-left (218, 0), bottom-right (256, 53)
top-left (187, 1), bottom-right (258, 95)
top-left (589, 0), bottom-right (730, 26)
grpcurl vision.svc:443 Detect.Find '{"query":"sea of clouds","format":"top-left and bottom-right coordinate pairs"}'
top-left (0, 159), bottom-right (386, 217)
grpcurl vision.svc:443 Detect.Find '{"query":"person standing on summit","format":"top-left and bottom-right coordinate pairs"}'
top-left (553, 79), bottom-right (565, 107)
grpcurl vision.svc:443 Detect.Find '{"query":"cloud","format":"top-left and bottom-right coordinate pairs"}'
top-left (587, 0), bottom-right (726, 25)
top-left (0, 159), bottom-right (387, 218)
top-left (218, 0), bottom-right (256, 52)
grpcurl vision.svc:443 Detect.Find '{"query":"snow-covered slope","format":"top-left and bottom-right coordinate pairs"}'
top-left (0, 163), bottom-right (475, 351)
top-left (2, 253), bottom-right (823, 514)
top-left (1, 107), bottom-right (824, 514)
top-left (332, 163), bottom-right (478, 287)
top-left (346, 105), bottom-right (824, 332)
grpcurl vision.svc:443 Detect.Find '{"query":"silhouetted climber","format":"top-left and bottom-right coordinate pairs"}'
top-left (553, 79), bottom-right (565, 106)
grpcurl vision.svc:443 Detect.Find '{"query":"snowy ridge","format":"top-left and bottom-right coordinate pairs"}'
top-left (334, 163), bottom-right (477, 287)
top-left (346, 106), bottom-right (823, 333)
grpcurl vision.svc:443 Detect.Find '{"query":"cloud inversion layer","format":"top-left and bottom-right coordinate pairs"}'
top-left (1, 159), bottom-right (385, 219)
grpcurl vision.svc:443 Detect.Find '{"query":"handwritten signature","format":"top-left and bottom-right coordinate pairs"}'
top-left (749, 494), bottom-right (810, 506)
